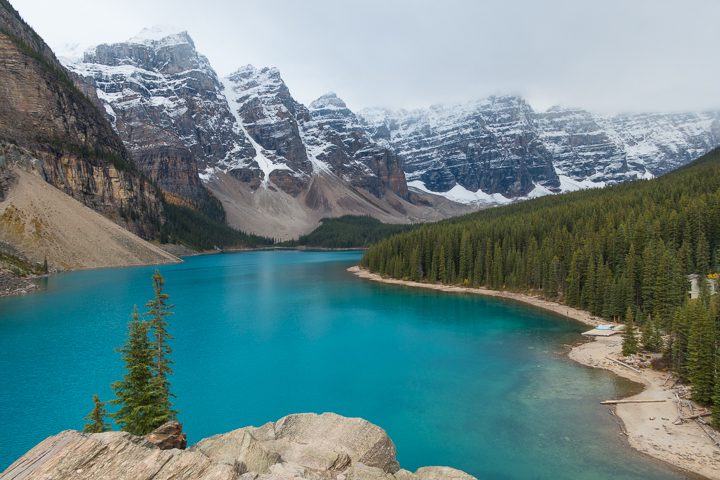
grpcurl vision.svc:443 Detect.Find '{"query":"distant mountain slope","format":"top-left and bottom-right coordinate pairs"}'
top-left (360, 98), bottom-right (720, 203)
top-left (67, 32), bottom-right (471, 239)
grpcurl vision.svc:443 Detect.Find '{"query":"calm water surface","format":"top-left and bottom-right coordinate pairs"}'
top-left (0, 251), bottom-right (688, 479)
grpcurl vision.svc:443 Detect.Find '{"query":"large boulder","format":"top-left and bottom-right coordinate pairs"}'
top-left (415, 466), bottom-right (478, 480)
top-left (145, 420), bottom-right (188, 450)
top-left (1, 412), bottom-right (477, 480)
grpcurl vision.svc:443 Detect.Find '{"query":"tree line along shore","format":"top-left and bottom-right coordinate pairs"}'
top-left (361, 148), bottom-right (720, 429)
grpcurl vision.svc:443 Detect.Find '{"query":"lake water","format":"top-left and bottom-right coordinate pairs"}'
top-left (0, 251), bottom-right (688, 478)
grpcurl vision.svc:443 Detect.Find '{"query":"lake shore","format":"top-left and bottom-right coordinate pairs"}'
top-left (348, 266), bottom-right (720, 480)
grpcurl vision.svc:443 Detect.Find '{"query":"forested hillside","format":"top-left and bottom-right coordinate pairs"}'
top-left (362, 148), bottom-right (720, 424)
top-left (287, 216), bottom-right (415, 248)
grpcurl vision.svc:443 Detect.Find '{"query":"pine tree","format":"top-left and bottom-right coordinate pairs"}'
top-left (641, 315), bottom-right (662, 353)
top-left (438, 245), bottom-right (446, 283)
top-left (696, 232), bottom-right (710, 276)
top-left (565, 251), bottom-right (582, 306)
top-left (111, 306), bottom-right (157, 435)
top-left (713, 351), bottom-right (720, 429)
top-left (670, 306), bottom-right (691, 379)
top-left (687, 301), bottom-right (716, 404)
top-left (622, 307), bottom-right (639, 356)
top-left (83, 394), bottom-right (110, 433)
top-left (145, 270), bottom-right (177, 425)
top-left (458, 230), bottom-right (471, 282)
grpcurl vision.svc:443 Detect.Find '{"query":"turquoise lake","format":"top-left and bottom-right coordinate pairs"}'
top-left (0, 251), bottom-right (689, 478)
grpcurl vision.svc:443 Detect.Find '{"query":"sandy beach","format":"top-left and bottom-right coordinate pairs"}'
top-left (348, 266), bottom-right (720, 479)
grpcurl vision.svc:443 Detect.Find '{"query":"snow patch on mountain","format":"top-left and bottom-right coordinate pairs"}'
top-left (128, 26), bottom-right (193, 48)
top-left (220, 76), bottom-right (290, 186)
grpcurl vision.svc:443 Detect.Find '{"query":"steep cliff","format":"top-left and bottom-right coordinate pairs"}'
top-left (68, 27), bottom-right (252, 219)
top-left (0, 0), bottom-right (164, 238)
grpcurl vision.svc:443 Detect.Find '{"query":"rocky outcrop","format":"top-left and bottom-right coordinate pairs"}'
top-left (360, 99), bottom-right (720, 203)
top-left (145, 420), bottom-right (187, 450)
top-left (1, 413), bottom-right (477, 480)
top-left (0, 1), bottom-right (164, 238)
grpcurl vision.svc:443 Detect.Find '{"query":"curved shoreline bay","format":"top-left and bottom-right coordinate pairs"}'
top-left (349, 266), bottom-right (719, 479)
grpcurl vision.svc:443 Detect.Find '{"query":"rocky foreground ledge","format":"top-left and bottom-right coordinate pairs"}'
top-left (1, 413), bottom-right (476, 480)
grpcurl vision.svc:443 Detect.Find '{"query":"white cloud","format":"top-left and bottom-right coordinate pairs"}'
top-left (12, 0), bottom-right (720, 114)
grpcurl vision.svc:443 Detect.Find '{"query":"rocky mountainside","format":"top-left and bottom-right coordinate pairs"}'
top-left (0, 0), bottom-right (164, 238)
top-left (67, 32), bottom-right (469, 239)
top-left (360, 97), bottom-right (720, 204)
top-left (2, 412), bottom-right (476, 480)
top-left (0, 167), bottom-right (177, 270)
top-left (67, 26), bottom-right (253, 219)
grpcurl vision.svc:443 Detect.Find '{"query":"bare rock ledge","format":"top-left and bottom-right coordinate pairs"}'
top-left (1, 412), bottom-right (476, 480)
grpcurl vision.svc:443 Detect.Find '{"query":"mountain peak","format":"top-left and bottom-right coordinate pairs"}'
top-left (128, 26), bottom-right (194, 48)
top-left (310, 92), bottom-right (348, 110)
top-left (228, 64), bottom-right (283, 81)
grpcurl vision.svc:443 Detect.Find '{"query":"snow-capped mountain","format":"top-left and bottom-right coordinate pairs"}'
top-left (362, 96), bottom-right (560, 201)
top-left (66, 26), bottom-right (254, 217)
top-left (65, 29), bottom-right (466, 238)
top-left (65, 27), bottom-right (720, 230)
top-left (302, 92), bottom-right (408, 199)
top-left (360, 98), bottom-right (720, 203)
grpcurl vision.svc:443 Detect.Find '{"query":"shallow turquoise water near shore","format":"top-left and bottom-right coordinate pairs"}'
top-left (0, 251), bottom-right (687, 478)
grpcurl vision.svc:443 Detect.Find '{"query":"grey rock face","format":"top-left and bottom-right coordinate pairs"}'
top-left (303, 93), bottom-right (408, 199)
top-left (67, 32), bottom-right (410, 204)
top-left (361, 96), bottom-right (560, 198)
top-left (1, 412), bottom-right (477, 480)
top-left (222, 65), bottom-right (312, 195)
top-left (360, 99), bottom-right (720, 200)
top-left (0, 6), bottom-right (165, 239)
top-left (66, 28), bottom-right (255, 215)
top-left (222, 69), bottom-right (409, 199)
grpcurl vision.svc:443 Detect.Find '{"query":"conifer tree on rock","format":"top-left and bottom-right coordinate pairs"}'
top-left (145, 270), bottom-right (177, 424)
top-left (112, 306), bottom-right (158, 435)
top-left (83, 394), bottom-right (110, 433)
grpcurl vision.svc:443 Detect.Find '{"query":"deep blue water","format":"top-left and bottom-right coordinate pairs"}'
top-left (0, 251), bottom-right (688, 478)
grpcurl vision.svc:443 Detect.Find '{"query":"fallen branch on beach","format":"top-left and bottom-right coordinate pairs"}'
top-left (694, 417), bottom-right (720, 448)
top-left (601, 399), bottom-right (667, 405)
top-left (681, 411), bottom-right (711, 420)
top-left (605, 356), bottom-right (642, 374)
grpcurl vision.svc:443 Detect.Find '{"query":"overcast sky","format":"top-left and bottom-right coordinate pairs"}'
top-left (11, 0), bottom-right (720, 114)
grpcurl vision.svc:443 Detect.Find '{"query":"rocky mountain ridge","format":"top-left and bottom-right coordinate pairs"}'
top-left (1, 412), bottom-right (477, 480)
top-left (360, 97), bottom-right (720, 203)
top-left (66, 30), bottom-right (469, 239)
